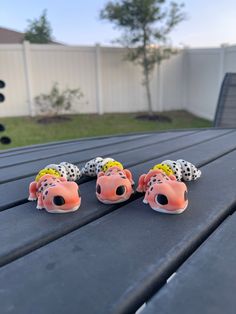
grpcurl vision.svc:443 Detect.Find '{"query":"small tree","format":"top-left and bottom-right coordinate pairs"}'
top-left (100, 0), bottom-right (185, 115)
top-left (35, 83), bottom-right (84, 117)
top-left (24, 9), bottom-right (53, 43)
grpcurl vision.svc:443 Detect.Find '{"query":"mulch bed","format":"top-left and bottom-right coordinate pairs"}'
top-left (37, 116), bottom-right (72, 124)
top-left (135, 114), bottom-right (172, 122)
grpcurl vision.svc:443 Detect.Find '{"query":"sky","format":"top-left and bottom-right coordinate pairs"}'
top-left (0, 0), bottom-right (236, 48)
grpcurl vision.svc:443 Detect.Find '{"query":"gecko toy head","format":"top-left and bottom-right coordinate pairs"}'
top-left (28, 162), bottom-right (82, 214)
top-left (96, 166), bottom-right (134, 204)
top-left (82, 158), bottom-right (134, 204)
top-left (137, 170), bottom-right (188, 214)
top-left (137, 160), bottom-right (201, 214)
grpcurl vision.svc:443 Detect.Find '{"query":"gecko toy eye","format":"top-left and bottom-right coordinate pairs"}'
top-left (53, 196), bottom-right (65, 206)
top-left (156, 194), bottom-right (168, 205)
top-left (96, 184), bottom-right (101, 194)
top-left (116, 185), bottom-right (126, 196)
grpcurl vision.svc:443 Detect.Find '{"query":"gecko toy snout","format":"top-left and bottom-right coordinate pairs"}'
top-left (137, 159), bottom-right (201, 214)
top-left (28, 162), bottom-right (82, 214)
top-left (82, 157), bottom-right (134, 204)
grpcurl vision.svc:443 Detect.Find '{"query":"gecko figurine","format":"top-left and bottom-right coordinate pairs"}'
top-left (82, 157), bottom-right (134, 204)
top-left (28, 162), bottom-right (82, 214)
top-left (137, 159), bottom-right (201, 214)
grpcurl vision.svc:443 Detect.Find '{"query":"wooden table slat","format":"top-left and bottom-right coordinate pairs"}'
top-left (0, 150), bottom-right (236, 314)
top-left (142, 213), bottom-right (236, 314)
top-left (0, 133), bottom-right (152, 167)
top-left (0, 129), bottom-right (230, 210)
top-left (0, 129), bottom-right (228, 184)
top-left (0, 129), bottom-right (235, 314)
top-left (0, 133), bottom-right (151, 157)
top-left (0, 132), bottom-right (235, 313)
top-left (0, 130), bottom-right (231, 263)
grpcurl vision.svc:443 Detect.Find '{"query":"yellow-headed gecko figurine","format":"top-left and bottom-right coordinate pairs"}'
top-left (28, 162), bottom-right (82, 214)
top-left (82, 157), bottom-right (134, 204)
top-left (137, 159), bottom-right (201, 214)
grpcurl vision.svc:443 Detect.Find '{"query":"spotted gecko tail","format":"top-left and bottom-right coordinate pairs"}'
top-left (82, 157), bottom-right (124, 177)
top-left (43, 162), bottom-right (82, 181)
top-left (160, 159), bottom-right (201, 181)
top-left (81, 157), bottom-right (105, 177)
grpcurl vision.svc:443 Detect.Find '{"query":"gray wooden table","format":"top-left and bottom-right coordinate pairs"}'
top-left (0, 128), bottom-right (236, 314)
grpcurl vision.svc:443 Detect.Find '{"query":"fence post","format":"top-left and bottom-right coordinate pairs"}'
top-left (95, 43), bottom-right (104, 115)
top-left (219, 44), bottom-right (227, 89)
top-left (182, 48), bottom-right (188, 110)
top-left (23, 41), bottom-right (35, 116)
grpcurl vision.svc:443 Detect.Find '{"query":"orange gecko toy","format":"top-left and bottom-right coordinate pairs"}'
top-left (82, 157), bottom-right (134, 204)
top-left (137, 159), bottom-right (201, 214)
top-left (28, 162), bottom-right (82, 214)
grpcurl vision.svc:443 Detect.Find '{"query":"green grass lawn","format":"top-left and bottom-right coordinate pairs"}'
top-left (0, 110), bottom-right (212, 150)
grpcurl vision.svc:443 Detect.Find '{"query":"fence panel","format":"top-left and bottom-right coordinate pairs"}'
top-left (0, 45), bottom-right (29, 117)
top-left (30, 45), bottom-right (97, 114)
top-left (185, 48), bottom-right (222, 120)
top-left (101, 47), bottom-right (147, 113)
top-left (0, 42), bottom-right (236, 120)
top-left (0, 42), bottom-right (187, 117)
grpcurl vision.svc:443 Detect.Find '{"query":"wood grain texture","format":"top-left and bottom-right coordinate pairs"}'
top-left (0, 130), bottom-right (228, 183)
top-left (143, 213), bottom-right (236, 314)
top-left (0, 133), bottom-right (149, 157)
top-left (0, 133), bottom-right (150, 167)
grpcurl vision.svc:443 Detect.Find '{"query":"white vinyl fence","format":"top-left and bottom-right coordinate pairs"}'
top-left (0, 42), bottom-right (235, 120)
top-left (183, 46), bottom-right (228, 120)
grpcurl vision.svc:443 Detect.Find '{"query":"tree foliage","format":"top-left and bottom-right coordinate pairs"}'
top-left (100, 0), bottom-right (185, 115)
top-left (24, 9), bottom-right (53, 43)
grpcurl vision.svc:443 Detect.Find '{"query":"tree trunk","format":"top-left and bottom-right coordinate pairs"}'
top-left (142, 37), bottom-right (153, 116)
top-left (144, 64), bottom-right (153, 116)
